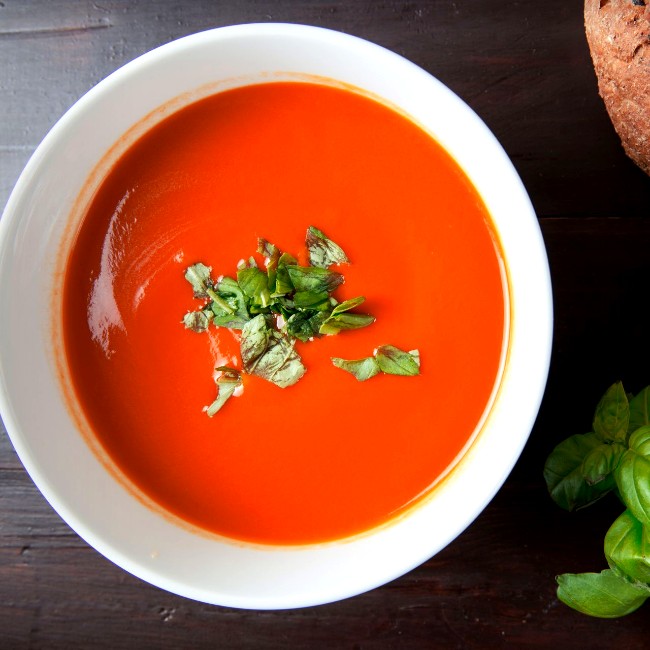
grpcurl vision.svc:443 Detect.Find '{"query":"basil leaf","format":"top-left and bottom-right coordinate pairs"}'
top-left (318, 296), bottom-right (376, 335)
top-left (209, 276), bottom-right (249, 329)
top-left (206, 367), bottom-right (242, 417)
top-left (240, 314), bottom-right (272, 373)
top-left (306, 225), bottom-right (349, 268)
top-left (293, 290), bottom-right (331, 309)
top-left (581, 443), bottom-right (626, 486)
top-left (257, 238), bottom-right (280, 265)
top-left (544, 432), bottom-right (614, 511)
top-left (330, 296), bottom-right (366, 315)
top-left (629, 386), bottom-right (650, 438)
top-left (286, 265), bottom-right (344, 294)
top-left (593, 382), bottom-right (629, 444)
top-left (237, 266), bottom-right (271, 310)
top-left (605, 509), bottom-right (650, 584)
top-left (375, 345), bottom-right (420, 376)
top-left (556, 570), bottom-right (649, 618)
top-left (183, 309), bottom-right (213, 333)
top-left (240, 315), bottom-right (305, 388)
top-left (184, 262), bottom-right (214, 299)
top-left (273, 252), bottom-right (297, 296)
top-left (286, 311), bottom-right (328, 342)
top-left (319, 312), bottom-right (375, 335)
top-left (331, 356), bottom-right (380, 382)
top-left (615, 426), bottom-right (650, 526)
top-left (257, 238), bottom-right (281, 292)
top-left (251, 333), bottom-right (306, 388)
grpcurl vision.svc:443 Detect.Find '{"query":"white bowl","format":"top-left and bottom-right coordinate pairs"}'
top-left (0, 24), bottom-right (552, 609)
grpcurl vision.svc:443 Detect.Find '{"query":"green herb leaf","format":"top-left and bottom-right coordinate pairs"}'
top-left (331, 356), bottom-right (381, 382)
top-left (330, 296), bottom-right (366, 315)
top-left (240, 314), bottom-right (305, 388)
top-left (183, 309), bottom-right (213, 333)
top-left (318, 296), bottom-right (376, 335)
top-left (629, 386), bottom-right (650, 438)
top-left (292, 290), bottom-right (331, 309)
top-left (544, 432), bottom-right (615, 511)
top-left (206, 367), bottom-right (242, 417)
top-left (306, 225), bottom-right (349, 268)
top-left (273, 252), bottom-right (297, 296)
top-left (556, 570), bottom-right (649, 618)
top-left (615, 426), bottom-right (650, 526)
top-left (593, 382), bottom-right (630, 444)
top-left (205, 276), bottom-right (249, 329)
top-left (237, 266), bottom-right (271, 310)
top-left (286, 265), bottom-right (344, 294)
top-left (581, 442), bottom-right (626, 486)
top-left (331, 345), bottom-right (419, 381)
top-left (375, 345), bottom-right (420, 376)
top-left (252, 333), bottom-right (306, 388)
top-left (257, 238), bottom-right (280, 265)
top-left (319, 312), bottom-right (376, 335)
top-left (257, 238), bottom-right (281, 292)
top-left (240, 314), bottom-right (272, 373)
top-left (605, 509), bottom-right (650, 584)
top-left (285, 311), bottom-right (328, 342)
top-left (185, 262), bottom-right (214, 299)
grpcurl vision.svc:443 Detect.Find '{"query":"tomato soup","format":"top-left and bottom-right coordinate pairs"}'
top-left (62, 82), bottom-right (506, 545)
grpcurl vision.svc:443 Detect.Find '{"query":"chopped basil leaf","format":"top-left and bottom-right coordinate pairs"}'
top-left (306, 225), bottom-right (349, 268)
top-left (319, 296), bottom-right (375, 334)
top-left (258, 238), bottom-right (281, 293)
top-left (185, 263), bottom-right (214, 299)
top-left (330, 296), bottom-right (366, 315)
top-left (257, 238), bottom-right (280, 263)
top-left (273, 252), bottom-right (298, 296)
top-left (319, 312), bottom-right (375, 335)
top-left (286, 310), bottom-right (329, 342)
top-left (237, 266), bottom-right (271, 310)
top-left (240, 315), bottom-right (305, 387)
top-left (375, 345), bottom-right (421, 376)
top-left (286, 265), bottom-right (344, 294)
top-left (331, 356), bottom-right (381, 381)
top-left (293, 290), bottom-right (331, 309)
top-left (210, 276), bottom-right (249, 329)
top-left (206, 367), bottom-right (242, 417)
top-left (250, 332), bottom-right (306, 388)
top-left (331, 345), bottom-right (420, 380)
top-left (240, 314), bottom-right (272, 374)
top-left (183, 309), bottom-right (213, 333)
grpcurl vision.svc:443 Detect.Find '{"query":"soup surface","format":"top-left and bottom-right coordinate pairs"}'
top-left (62, 81), bottom-right (506, 545)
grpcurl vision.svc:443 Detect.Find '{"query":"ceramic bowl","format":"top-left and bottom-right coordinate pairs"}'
top-left (0, 23), bottom-right (552, 609)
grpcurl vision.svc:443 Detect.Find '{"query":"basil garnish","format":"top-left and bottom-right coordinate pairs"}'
top-left (205, 367), bottom-right (242, 416)
top-left (331, 345), bottom-right (420, 381)
top-left (183, 227), bottom-right (394, 412)
top-left (306, 225), bottom-right (349, 268)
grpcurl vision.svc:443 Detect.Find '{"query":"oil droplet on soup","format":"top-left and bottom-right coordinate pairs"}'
top-left (62, 82), bottom-right (506, 545)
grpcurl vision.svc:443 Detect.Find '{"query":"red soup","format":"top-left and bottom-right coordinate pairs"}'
top-left (62, 81), bottom-right (506, 545)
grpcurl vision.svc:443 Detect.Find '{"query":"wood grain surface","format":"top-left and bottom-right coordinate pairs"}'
top-left (2, 1), bottom-right (650, 648)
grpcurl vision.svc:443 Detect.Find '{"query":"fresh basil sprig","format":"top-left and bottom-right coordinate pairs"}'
top-left (544, 382), bottom-right (650, 618)
top-left (183, 227), bottom-right (380, 413)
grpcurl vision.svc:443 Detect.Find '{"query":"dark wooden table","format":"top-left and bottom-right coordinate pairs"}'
top-left (2, 1), bottom-right (650, 648)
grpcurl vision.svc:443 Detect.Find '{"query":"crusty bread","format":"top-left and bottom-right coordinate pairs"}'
top-left (585, 0), bottom-right (650, 174)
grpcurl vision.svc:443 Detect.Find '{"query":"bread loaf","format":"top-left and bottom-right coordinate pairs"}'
top-left (585, 0), bottom-right (650, 174)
